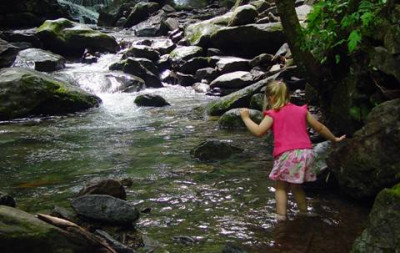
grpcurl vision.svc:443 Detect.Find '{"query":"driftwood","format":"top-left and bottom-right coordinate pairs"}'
top-left (37, 213), bottom-right (117, 253)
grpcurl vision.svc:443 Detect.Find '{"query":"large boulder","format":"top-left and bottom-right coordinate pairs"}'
top-left (210, 71), bottom-right (254, 89)
top-left (78, 178), bottom-right (127, 200)
top-left (169, 46), bottom-right (204, 66)
top-left (218, 108), bottom-right (263, 129)
top-left (134, 94), bottom-right (170, 107)
top-left (12, 48), bottom-right (66, 72)
top-left (228, 4), bottom-right (258, 26)
top-left (0, 0), bottom-right (69, 28)
top-left (351, 184), bottom-right (400, 252)
top-left (36, 18), bottom-right (120, 56)
top-left (0, 206), bottom-right (98, 252)
top-left (327, 99), bottom-right (400, 199)
top-left (0, 68), bottom-right (101, 120)
top-left (0, 38), bottom-right (19, 68)
top-left (209, 23), bottom-right (285, 58)
top-left (124, 2), bottom-right (160, 28)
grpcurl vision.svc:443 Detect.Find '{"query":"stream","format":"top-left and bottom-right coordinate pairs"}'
top-left (0, 29), bottom-right (369, 252)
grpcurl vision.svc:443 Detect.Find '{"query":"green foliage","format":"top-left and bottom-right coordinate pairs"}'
top-left (302, 0), bottom-right (387, 63)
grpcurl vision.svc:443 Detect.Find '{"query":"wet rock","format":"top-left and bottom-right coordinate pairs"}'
top-left (209, 23), bottom-right (285, 58)
top-left (111, 58), bottom-right (162, 88)
top-left (123, 45), bottom-right (160, 62)
top-left (0, 38), bottom-right (19, 68)
top-left (0, 29), bottom-right (43, 48)
top-left (71, 194), bottom-right (140, 225)
top-left (0, 206), bottom-right (96, 252)
top-left (124, 2), bottom-right (160, 28)
top-left (78, 178), bottom-right (127, 200)
top-left (207, 48), bottom-right (223, 56)
top-left (0, 68), bottom-right (101, 120)
top-left (250, 93), bottom-right (264, 111)
top-left (251, 53), bottom-right (274, 68)
top-left (180, 57), bottom-right (211, 74)
top-left (207, 75), bottom-right (277, 116)
top-left (158, 54), bottom-right (171, 71)
top-left (13, 48), bottom-right (66, 72)
top-left (351, 183), bottom-right (400, 253)
top-left (210, 71), bottom-right (254, 90)
top-left (151, 39), bottom-right (176, 55)
top-left (176, 72), bottom-right (196, 87)
top-left (164, 17), bottom-right (180, 31)
top-left (327, 99), bottom-right (400, 199)
top-left (218, 108), bottom-right (263, 129)
top-left (50, 206), bottom-right (76, 222)
top-left (193, 82), bottom-right (210, 93)
top-left (222, 242), bottom-right (248, 253)
top-left (0, 192), bottom-right (16, 207)
top-left (134, 10), bottom-right (169, 37)
top-left (169, 46), bottom-right (204, 66)
top-left (190, 139), bottom-right (243, 161)
top-left (134, 94), bottom-right (170, 107)
top-left (195, 67), bottom-right (219, 83)
top-left (250, 0), bottom-right (270, 13)
top-left (216, 57), bottom-right (250, 74)
top-left (36, 18), bottom-right (119, 56)
top-left (228, 4), bottom-right (258, 26)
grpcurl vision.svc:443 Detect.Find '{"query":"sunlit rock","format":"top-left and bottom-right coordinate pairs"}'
top-left (13, 48), bottom-right (66, 72)
top-left (218, 108), bottom-right (262, 129)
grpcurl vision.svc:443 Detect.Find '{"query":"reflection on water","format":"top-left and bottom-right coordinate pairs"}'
top-left (0, 53), bottom-right (368, 252)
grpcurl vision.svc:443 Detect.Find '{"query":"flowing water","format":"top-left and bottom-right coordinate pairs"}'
top-left (0, 32), bottom-right (369, 252)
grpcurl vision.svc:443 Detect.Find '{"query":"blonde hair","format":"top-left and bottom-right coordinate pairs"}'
top-left (264, 80), bottom-right (290, 110)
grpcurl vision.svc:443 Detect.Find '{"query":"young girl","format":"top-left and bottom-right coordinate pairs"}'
top-left (240, 80), bottom-right (345, 221)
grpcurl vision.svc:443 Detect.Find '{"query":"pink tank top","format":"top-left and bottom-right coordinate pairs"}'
top-left (264, 103), bottom-right (312, 157)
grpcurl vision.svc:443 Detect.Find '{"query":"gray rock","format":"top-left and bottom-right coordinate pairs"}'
top-left (351, 184), bottom-right (400, 253)
top-left (0, 68), bottom-right (101, 120)
top-left (228, 5), bottom-right (258, 26)
top-left (195, 67), bottom-right (219, 82)
top-left (216, 57), bottom-right (250, 74)
top-left (134, 10), bottom-right (168, 37)
top-left (190, 139), bottom-right (243, 161)
top-left (180, 57), bottom-right (210, 74)
top-left (13, 48), bottom-right (65, 72)
top-left (250, 93), bottom-right (264, 111)
top-left (0, 38), bottom-right (19, 68)
top-left (0, 192), bottom-right (16, 207)
top-left (134, 94), bottom-right (170, 107)
top-left (327, 99), bottom-right (400, 199)
top-left (210, 71), bottom-right (254, 89)
top-left (36, 18), bottom-right (119, 56)
top-left (123, 45), bottom-right (160, 62)
top-left (369, 46), bottom-right (400, 83)
top-left (124, 2), bottom-right (159, 28)
top-left (71, 194), bottom-right (140, 225)
top-left (169, 46), bottom-right (204, 66)
top-left (78, 178), bottom-right (126, 200)
top-left (218, 108), bottom-right (263, 129)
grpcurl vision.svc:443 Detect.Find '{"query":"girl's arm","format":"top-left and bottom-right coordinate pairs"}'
top-left (306, 112), bottom-right (346, 142)
top-left (240, 108), bottom-right (273, 137)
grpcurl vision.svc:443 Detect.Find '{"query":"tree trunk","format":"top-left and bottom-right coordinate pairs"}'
top-left (275, 0), bottom-right (323, 88)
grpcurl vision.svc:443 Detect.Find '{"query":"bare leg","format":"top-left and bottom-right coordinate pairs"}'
top-left (275, 180), bottom-right (289, 219)
top-left (291, 183), bottom-right (307, 213)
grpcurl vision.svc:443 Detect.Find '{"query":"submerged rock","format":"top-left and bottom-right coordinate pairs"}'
top-left (13, 48), bottom-right (66, 72)
top-left (0, 192), bottom-right (16, 207)
top-left (134, 94), bottom-right (170, 107)
top-left (78, 178), bottom-right (126, 200)
top-left (71, 194), bottom-right (140, 225)
top-left (327, 98), bottom-right (400, 199)
top-left (191, 139), bottom-right (243, 161)
top-left (351, 183), bottom-right (400, 252)
top-left (36, 18), bottom-right (119, 56)
top-left (0, 68), bottom-right (101, 120)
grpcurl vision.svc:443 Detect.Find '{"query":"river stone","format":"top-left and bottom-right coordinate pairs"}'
top-left (176, 72), bottom-right (196, 87)
top-left (78, 178), bottom-right (126, 200)
top-left (351, 184), bottom-right (400, 253)
top-left (251, 53), bottom-right (274, 68)
top-left (0, 192), bottom-right (16, 207)
top-left (216, 57), bottom-right (250, 74)
top-left (218, 108), bottom-right (263, 129)
top-left (123, 45), bottom-right (160, 61)
top-left (0, 68), bottom-right (101, 120)
top-left (0, 205), bottom-right (93, 252)
top-left (71, 194), bottom-right (140, 225)
top-left (179, 57), bottom-right (211, 74)
top-left (124, 2), bottom-right (159, 28)
top-left (327, 98), bottom-right (400, 199)
top-left (0, 38), bottom-right (19, 68)
top-left (190, 139), bottom-right (243, 161)
top-left (250, 93), bottom-right (264, 111)
top-left (184, 12), bottom-right (232, 46)
top-left (209, 23), bottom-right (285, 58)
top-left (195, 67), bottom-right (219, 83)
top-left (36, 18), bottom-right (120, 56)
top-left (169, 46), bottom-right (204, 66)
top-left (207, 74), bottom-right (278, 116)
top-left (228, 4), bottom-right (258, 26)
top-left (12, 48), bottom-right (66, 72)
top-left (210, 71), bottom-right (254, 89)
top-left (134, 94), bottom-right (170, 107)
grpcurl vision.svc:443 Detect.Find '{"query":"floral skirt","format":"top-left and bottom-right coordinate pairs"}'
top-left (269, 149), bottom-right (317, 184)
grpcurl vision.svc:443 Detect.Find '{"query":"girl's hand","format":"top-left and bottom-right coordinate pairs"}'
top-left (240, 108), bottom-right (250, 119)
top-left (334, 135), bottom-right (346, 142)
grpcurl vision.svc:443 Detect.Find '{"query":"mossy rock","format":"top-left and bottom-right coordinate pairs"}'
top-left (351, 183), bottom-right (400, 252)
top-left (36, 18), bottom-right (120, 56)
top-left (250, 93), bottom-right (264, 111)
top-left (218, 108), bottom-right (263, 129)
top-left (0, 67), bottom-right (101, 120)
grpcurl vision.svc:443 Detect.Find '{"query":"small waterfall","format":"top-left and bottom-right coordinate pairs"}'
top-left (65, 0), bottom-right (113, 7)
top-left (57, 0), bottom-right (99, 24)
